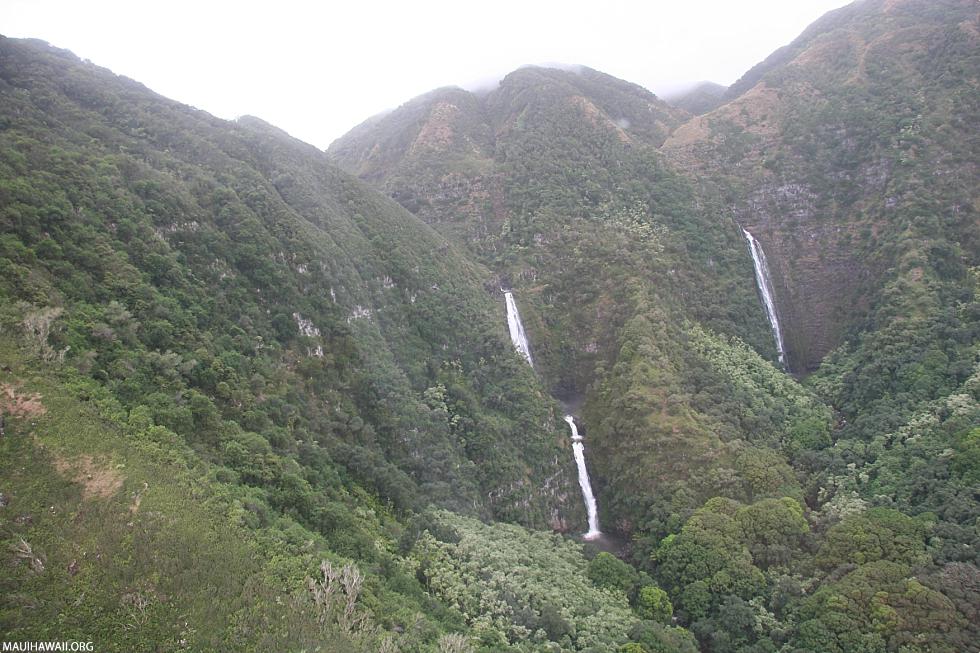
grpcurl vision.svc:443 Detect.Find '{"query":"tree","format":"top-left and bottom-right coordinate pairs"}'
top-left (734, 497), bottom-right (808, 569)
top-left (589, 551), bottom-right (640, 595)
top-left (637, 585), bottom-right (672, 624)
top-left (815, 508), bottom-right (930, 571)
top-left (438, 633), bottom-right (474, 653)
top-left (654, 497), bottom-right (770, 623)
top-left (791, 561), bottom-right (965, 653)
top-left (627, 621), bottom-right (699, 653)
top-left (735, 448), bottom-right (802, 502)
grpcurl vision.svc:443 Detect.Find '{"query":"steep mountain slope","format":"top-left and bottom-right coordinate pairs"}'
top-left (329, 64), bottom-right (780, 381)
top-left (3, 0), bottom-right (978, 649)
top-left (653, 1), bottom-right (979, 646)
top-left (0, 35), bottom-right (623, 649)
top-left (327, 2), bottom-right (979, 651)
top-left (330, 66), bottom-right (689, 254)
top-left (0, 36), bottom-right (587, 527)
top-left (664, 0), bottom-right (979, 372)
top-left (0, 341), bottom-right (371, 651)
top-left (661, 6), bottom-right (980, 608)
top-left (329, 64), bottom-right (831, 541)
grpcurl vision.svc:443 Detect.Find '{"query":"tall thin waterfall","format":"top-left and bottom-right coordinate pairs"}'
top-left (742, 228), bottom-right (787, 368)
top-left (502, 290), bottom-right (600, 538)
top-left (503, 290), bottom-right (534, 367)
top-left (564, 415), bottom-right (601, 540)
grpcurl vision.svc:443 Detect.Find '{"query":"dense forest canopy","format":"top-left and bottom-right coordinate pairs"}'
top-left (1, 0), bottom-right (978, 651)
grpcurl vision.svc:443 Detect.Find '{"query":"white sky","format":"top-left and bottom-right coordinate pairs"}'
top-left (1, 0), bottom-right (849, 149)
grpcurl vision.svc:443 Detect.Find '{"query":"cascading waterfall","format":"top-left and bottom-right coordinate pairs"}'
top-left (564, 415), bottom-right (601, 539)
top-left (503, 290), bottom-right (534, 367)
top-left (501, 290), bottom-right (602, 538)
top-left (741, 228), bottom-right (787, 368)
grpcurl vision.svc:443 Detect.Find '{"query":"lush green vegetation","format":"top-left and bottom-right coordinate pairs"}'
top-left (0, 35), bottom-right (590, 529)
top-left (0, 39), bottom-right (584, 651)
top-left (0, 337), bottom-right (453, 652)
top-left (327, 1), bottom-right (978, 650)
top-left (330, 63), bottom-right (807, 551)
top-left (401, 510), bottom-right (697, 652)
top-left (3, 0), bottom-right (978, 650)
top-left (409, 511), bottom-right (637, 650)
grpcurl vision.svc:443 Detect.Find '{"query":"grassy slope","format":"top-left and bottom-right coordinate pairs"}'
top-left (0, 338), bottom-right (361, 651)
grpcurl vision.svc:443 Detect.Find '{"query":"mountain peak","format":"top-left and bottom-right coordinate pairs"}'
top-left (662, 81), bottom-right (728, 115)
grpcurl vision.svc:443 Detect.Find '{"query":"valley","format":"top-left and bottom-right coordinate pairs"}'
top-left (1, 1), bottom-right (977, 651)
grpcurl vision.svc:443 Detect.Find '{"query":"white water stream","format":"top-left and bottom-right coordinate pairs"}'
top-left (564, 415), bottom-right (601, 539)
top-left (503, 290), bottom-right (534, 367)
top-left (742, 228), bottom-right (787, 368)
top-left (502, 289), bottom-right (602, 538)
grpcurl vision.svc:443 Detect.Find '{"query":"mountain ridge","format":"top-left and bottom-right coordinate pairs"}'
top-left (663, 0), bottom-right (978, 371)
top-left (662, 81), bottom-right (727, 116)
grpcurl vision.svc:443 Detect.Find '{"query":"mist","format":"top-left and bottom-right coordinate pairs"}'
top-left (0, 0), bottom-right (850, 149)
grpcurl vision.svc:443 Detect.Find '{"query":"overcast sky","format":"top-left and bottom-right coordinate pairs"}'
top-left (1, 0), bottom-right (849, 149)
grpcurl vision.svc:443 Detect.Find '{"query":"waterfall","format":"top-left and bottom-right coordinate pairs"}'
top-left (741, 228), bottom-right (787, 368)
top-left (503, 290), bottom-right (534, 367)
top-left (501, 290), bottom-right (600, 538)
top-left (564, 415), bottom-right (601, 540)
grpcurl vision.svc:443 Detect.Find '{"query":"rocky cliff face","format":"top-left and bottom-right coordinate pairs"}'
top-left (734, 179), bottom-right (877, 373)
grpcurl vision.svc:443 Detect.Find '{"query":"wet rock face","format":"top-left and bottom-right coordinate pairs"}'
top-left (738, 181), bottom-right (876, 373)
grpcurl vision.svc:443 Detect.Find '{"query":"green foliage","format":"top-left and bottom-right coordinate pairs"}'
top-left (815, 508), bottom-right (930, 571)
top-left (785, 416), bottom-right (832, 458)
top-left (636, 586), bottom-right (673, 624)
top-left (0, 35), bottom-right (579, 535)
top-left (791, 561), bottom-right (966, 653)
top-left (0, 342), bottom-right (365, 651)
top-left (332, 55), bottom-right (811, 558)
top-left (0, 36), bottom-right (597, 652)
top-left (588, 552), bottom-right (639, 596)
top-left (734, 448), bottom-right (803, 504)
top-left (408, 510), bottom-right (653, 651)
top-left (734, 497), bottom-right (808, 570)
top-left (686, 323), bottom-right (832, 452)
top-left (2, 2), bottom-right (979, 651)
top-left (653, 498), bottom-right (767, 620)
top-left (625, 621), bottom-right (700, 653)
top-left (814, 365), bottom-right (980, 565)
top-left (952, 426), bottom-right (980, 485)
